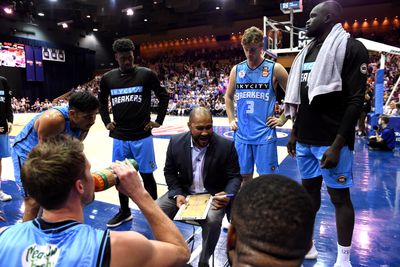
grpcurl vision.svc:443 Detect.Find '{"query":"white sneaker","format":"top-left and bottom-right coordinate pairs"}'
top-left (222, 214), bottom-right (230, 230)
top-left (333, 261), bottom-right (352, 267)
top-left (305, 240), bottom-right (318, 259)
top-left (0, 191), bottom-right (12, 202)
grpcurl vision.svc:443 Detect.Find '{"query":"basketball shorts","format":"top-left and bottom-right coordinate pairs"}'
top-left (296, 142), bottom-right (353, 188)
top-left (0, 134), bottom-right (11, 158)
top-left (235, 141), bottom-right (279, 175)
top-left (112, 136), bottom-right (157, 173)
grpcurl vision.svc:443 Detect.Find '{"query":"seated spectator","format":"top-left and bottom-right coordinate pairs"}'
top-left (384, 100), bottom-right (397, 116)
top-left (157, 107), bottom-right (242, 267)
top-left (227, 174), bottom-right (314, 267)
top-left (0, 135), bottom-right (190, 266)
top-left (368, 115), bottom-right (396, 151)
top-left (395, 102), bottom-right (400, 116)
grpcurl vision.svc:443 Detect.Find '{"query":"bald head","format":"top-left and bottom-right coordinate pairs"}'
top-left (188, 107), bottom-right (213, 148)
top-left (189, 107), bottom-right (212, 123)
top-left (306, 0), bottom-right (343, 38)
top-left (317, 0), bottom-right (343, 24)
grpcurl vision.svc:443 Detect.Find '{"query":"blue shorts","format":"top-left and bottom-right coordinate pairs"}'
top-left (0, 134), bottom-right (11, 158)
top-left (12, 149), bottom-right (27, 196)
top-left (296, 142), bottom-right (353, 188)
top-left (112, 136), bottom-right (157, 173)
top-left (235, 141), bottom-right (279, 175)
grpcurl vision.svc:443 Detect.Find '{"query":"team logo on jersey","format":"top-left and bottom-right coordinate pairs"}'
top-left (22, 243), bottom-right (60, 267)
top-left (337, 175), bottom-right (347, 184)
top-left (238, 70), bottom-right (246, 78)
top-left (360, 63), bottom-right (367, 75)
top-left (262, 66), bottom-right (269, 77)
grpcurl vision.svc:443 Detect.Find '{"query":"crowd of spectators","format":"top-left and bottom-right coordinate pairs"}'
top-left (140, 46), bottom-right (245, 117)
top-left (10, 42), bottom-right (399, 120)
top-left (11, 96), bottom-right (55, 113)
top-left (366, 53), bottom-right (400, 116)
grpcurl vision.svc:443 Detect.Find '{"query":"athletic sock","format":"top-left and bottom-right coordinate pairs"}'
top-left (335, 243), bottom-right (351, 266)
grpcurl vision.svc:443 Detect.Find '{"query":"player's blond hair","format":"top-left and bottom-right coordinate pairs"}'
top-left (241, 26), bottom-right (263, 46)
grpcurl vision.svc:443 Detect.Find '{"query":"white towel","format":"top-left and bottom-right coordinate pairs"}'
top-left (284, 23), bottom-right (350, 120)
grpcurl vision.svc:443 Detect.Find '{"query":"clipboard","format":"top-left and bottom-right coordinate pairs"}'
top-left (174, 194), bottom-right (213, 220)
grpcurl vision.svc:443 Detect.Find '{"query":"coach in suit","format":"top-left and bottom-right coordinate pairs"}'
top-left (157, 107), bottom-right (242, 267)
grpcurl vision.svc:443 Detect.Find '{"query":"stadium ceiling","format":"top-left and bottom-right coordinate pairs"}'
top-left (1, 0), bottom-right (398, 38)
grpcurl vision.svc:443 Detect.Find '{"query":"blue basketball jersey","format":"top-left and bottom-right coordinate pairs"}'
top-left (13, 106), bottom-right (81, 157)
top-left (0, 219), bottom-right (110, 267)
top-left (235, 59), bottom-right (276, 144)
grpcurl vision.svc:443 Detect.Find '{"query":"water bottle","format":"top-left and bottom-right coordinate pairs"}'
top-left (93, 158), bottom-right (138, 192)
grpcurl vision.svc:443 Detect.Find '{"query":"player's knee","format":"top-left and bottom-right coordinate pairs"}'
top-left (328, 188), bottom-right (351, 207)
top-left (302, 176), bottom-right (322, 194)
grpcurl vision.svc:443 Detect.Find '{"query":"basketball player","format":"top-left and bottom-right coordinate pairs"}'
top-left (99, 38), bottom-right (169, 228)
top-left (227, 174), bottom-right (314, 267)
top-left (285, 1), bottom-right (368, 266)
top-left (0, 135), bottom-right (190, 267)
top-left (12, 91), bottom-right (99, 221)
top-left (225, 26), bottom-right (289, 182)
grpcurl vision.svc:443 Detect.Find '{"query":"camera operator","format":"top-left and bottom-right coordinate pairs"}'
top-left (368, 115), bottom-right (396, 151)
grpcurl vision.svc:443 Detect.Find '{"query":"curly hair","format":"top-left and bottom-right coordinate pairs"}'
top-left (231, 174), bottom-right (314, 260)
top-left (112, 38), bottom-right (135, 53)
top-left (69, 91), bottom-right (99, 113)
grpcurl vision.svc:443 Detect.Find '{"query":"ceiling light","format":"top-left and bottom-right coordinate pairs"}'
top-left (86, 15), bottom-right (91, 18)
top-left (93, 28), bottom-right (98, 32)
top-left (57, 20), bottom-right (73, 28)
top-left (38, 12), bottom-right (45, 17)
top-left (144, 18), bottom-right (148, 22)
top-left (4, 7), bottom-right (13, 14)
top-left (216, 6), bottom-right (220, 10)
top-left (126, 8), bottom-right (134, 16)
top-left (122, 5), bottom-right (142, 16)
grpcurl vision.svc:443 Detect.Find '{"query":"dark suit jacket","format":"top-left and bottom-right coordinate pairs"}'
top-left (164, 131), bottom-right (242, 198)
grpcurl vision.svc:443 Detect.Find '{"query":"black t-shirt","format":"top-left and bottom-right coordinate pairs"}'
top-left (294, 38), bottom-right (369, 150)
top-left (0, 76), bottom-right (13, 134)
top-left (99, 66), bottom-right (169, 141)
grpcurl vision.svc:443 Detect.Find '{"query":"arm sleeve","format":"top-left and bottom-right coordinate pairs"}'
top-left (164, 139), bottom-right (184, 198)
top-left (98, 76), bottom-right (112, 126)
top-left (337, 39), bottom-right (369, 140)
top-left (149, 71), bottom-right (169, 125)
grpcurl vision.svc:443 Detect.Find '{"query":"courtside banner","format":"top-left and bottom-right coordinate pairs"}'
top-left (25, 45), bottom-right (35, 81)
top-left (34, 47), bottom-right (44, 81)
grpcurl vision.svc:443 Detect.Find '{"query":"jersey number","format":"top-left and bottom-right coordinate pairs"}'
top-left (246, 100), bottom-right (254, 114)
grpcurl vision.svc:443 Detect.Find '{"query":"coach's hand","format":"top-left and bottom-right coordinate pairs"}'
top-left (175, 195), bottom-right (186, 208)
top-left (320, 146), bottom-right (340, 169)
top-left (144, 121), bottom-right (160, 131)
top-left (106, 122), bottom-right (116, 131)
top-left (212, 191), bottom-right (230, 210)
